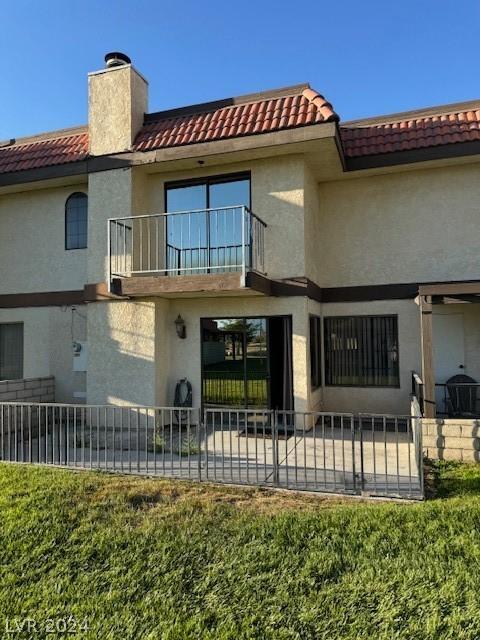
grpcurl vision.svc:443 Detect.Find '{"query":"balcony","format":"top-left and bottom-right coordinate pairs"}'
top-left (108, 206), bottom-right (268, 297)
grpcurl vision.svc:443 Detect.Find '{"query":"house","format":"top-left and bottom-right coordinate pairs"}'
top-left (1, 52), bottom-right (479, 449)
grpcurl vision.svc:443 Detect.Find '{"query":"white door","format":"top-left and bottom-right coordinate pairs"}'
top-left (433, 314), bottom-right (465, 412)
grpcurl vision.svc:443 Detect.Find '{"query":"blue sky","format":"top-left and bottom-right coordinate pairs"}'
top-left (1, 0), bottom-right (479, 139)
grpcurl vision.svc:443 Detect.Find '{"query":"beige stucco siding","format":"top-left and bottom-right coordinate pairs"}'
top-left (87, 296), bottom-right (312, 412)
top-left (316, 163), bottom-right (480, 287)
top-left (320, 299), bottom-right (421, 414)
top-left (307, 297), bottom-right (323, 412)
top-left (87, 168), bottom-right (134, 283)
top-left (86, 300), bottom-right (157, 406)
top-left (304, 163), bottom-right (323, 285)
top-left (0, 306), bottom-right (86, 402)
top-left (88, 65), bottom-right (147, 156)
top-left (164, 296), bottom-right (310, 412)
top-left (0, 185), bottom-right (88, 294)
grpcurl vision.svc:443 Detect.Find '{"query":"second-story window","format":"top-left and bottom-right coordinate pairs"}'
top-left (65, 192), bottom-right (88, 250)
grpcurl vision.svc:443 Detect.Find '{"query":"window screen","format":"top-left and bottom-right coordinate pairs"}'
top-left (0, 323), bottom-right (24, 380)
top-left (324, 315), bottom-right (399, 387)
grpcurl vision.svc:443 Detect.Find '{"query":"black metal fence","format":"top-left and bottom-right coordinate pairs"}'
top-left (0, 403), bottom-right (423, 500)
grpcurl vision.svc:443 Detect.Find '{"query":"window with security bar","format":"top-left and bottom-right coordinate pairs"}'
top-left (0, 323), bottom-right (24, 380)
top-left (324, 315), bottom-right (399, 387)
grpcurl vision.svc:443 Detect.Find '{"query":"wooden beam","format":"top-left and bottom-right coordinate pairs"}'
top-left (420, 295), bottom-right (436, 418)
top-left (0, 289), bottom-right (85, 308)
top-left (245, 272), bottom-right (272, 295)
top-left (432, 294), bottom-right (480, 304)
top-left (119, 272), bottom-right (245, 297)
top-left (83, 282), bottom-right (124, 302)
top-left (419, 281), bottom-right (480, 296)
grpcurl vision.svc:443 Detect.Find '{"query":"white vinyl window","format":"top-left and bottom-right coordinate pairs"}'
top-left (0, 323), bottom-right (24, 380)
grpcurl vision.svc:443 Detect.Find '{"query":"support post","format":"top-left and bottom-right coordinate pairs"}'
top-left (420, 295), bottom-right (436, 418)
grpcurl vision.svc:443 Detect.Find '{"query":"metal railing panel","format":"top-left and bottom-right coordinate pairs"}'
top-left (108, 206), bottom-right (267, 281)
top-left (0, 403), bottom-right (423, 499)
top-left (203, 408), bottom-right (275, 486)
top-left (357, 413), bottom-right (422, 499)
top-left (0, 403), bottom-right (202, 480)
top-left (274, 411), bottom-right (357, 494)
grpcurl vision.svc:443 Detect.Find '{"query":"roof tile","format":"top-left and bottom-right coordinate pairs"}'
top-left (133, 87), bottom-right (338, 152)
top-left (3, 87), bottom-right (480, 175)
top-left (341, 107), bottom-right (480, 158)
top-left (0, 132), bottom-right (88, 175)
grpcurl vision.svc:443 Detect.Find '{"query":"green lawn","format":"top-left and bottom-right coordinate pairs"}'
top-left (1, 461), bottom-right (480, 639)
top-left (203, 358), bottom-right (268, 406)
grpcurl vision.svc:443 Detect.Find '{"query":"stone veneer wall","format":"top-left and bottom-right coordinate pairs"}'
top-left (422, 419), bottom-right (480, 462)
top-left (0, 376), bottom-right (55, 403)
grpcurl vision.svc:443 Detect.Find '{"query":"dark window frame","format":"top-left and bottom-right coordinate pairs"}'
top-left (65, 192), bottom-right (88, 250)
top-left (164, 171), bottom-right (252, 212)
top-left (0, 322), bottom-right (24, 381)
top-left (324, 314), bottom-right (400, 388)
top-left (309, 315), bottom-right (322, 389)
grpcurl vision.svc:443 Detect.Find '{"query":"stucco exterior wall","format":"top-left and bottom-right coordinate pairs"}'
top-left (0, 306), bottom-right (85, 403)
top-left (87, 300), bottom-right (157, 406)
top-left (316, 162), bottom-right (480, 287)
top-left (89, 296), bottom-right (312, 412)
top-left (87, 168), bottom-right (134, 283)
top-left (88, 65), bottom-right (148, 155)
top-left (307, 297), bottom-right (323, 412)
top-left (304, 163), bottom-right (323, 285)
top-left (159, 296), bottom-right (310, 412)
top-left (320, 299), bottom-right (421, 414)
top-left (0, 184), bottom-right (88, 294)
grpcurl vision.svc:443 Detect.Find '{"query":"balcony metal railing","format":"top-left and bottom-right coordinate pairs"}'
top-left (108, 206), bottom-right (267, 285)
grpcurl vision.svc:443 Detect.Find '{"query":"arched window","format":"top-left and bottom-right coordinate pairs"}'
top-left (65, 192), bottom-right (88, 250)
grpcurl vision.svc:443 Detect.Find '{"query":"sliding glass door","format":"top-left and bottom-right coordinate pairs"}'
top-left (201, 316), bottom-right (293, 410)
top-left (165, 174), bottom-right (250, 275)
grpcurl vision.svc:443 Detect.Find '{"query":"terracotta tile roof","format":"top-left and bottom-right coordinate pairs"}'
top-left (3, 89), bottom-right (480, 176)
top-left (341, 102), bottom-right (480, 158)
top-left (0, 130), bottom-right (88, 174)
top-left (133, 85), bottom-right (338, 152)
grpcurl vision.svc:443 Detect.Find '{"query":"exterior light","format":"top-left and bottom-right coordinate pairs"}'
top-left (175, 314), bottom-right (186, 339)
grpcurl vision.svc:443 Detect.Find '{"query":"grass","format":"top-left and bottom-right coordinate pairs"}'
top-left (1, 461), bottom-right (480, 638)
top-left (149, 432), bottom-right (201, 456)
top-left (203, 358), bottom-right (268, 406)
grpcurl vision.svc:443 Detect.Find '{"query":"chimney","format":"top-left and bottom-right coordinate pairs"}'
top-left (88, 52), bottom-right (148, 156)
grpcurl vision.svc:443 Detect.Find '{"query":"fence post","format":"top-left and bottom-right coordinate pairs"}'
top-left (416, 415), bottom-right (424, 497)
top-left (358, 416), bottom-right (365, 492)
top-left (240, 207), bottom-right (246, 287)
top-left (350, 415), bottom-right (356, 493)
top-left (272, 410), bottom-right (279, 486)
top-left (198, 408), bottom-right (203, 482)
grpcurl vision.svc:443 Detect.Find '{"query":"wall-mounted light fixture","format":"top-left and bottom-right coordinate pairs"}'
top-left (175, 314), bottom-right (186, 339)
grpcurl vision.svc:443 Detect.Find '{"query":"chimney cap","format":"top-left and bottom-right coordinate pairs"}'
top-left (104, 52), bottom-right (131, 68)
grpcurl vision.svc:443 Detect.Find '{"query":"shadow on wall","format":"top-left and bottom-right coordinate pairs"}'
top-left (88, 305), bottom-right (156, 406)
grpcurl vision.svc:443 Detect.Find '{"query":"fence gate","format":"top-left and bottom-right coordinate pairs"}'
top-left (0, 403), bottom-right (423, 499)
